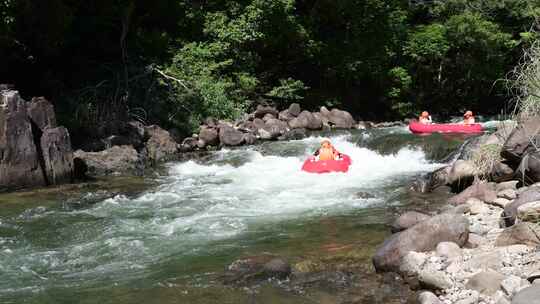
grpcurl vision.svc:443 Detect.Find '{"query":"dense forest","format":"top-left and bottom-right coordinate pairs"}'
top-left (1, 0), bottom-right (539, 139)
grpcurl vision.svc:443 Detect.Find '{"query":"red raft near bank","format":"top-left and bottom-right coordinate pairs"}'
top-left (301, 154), bottom-right (352, 173)
top-left (409, 120), bottom-right (483, 134)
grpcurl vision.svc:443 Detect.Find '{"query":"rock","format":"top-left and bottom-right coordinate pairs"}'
top-left (501, 117), bottom-right (540, 165)
top-left (0, 90), bottom-right (46, 189)
top-left (242, 133), bottom-right (257, 145)
top-left (354, 191), bottom-right (375, 199)
top-left (492, 162), bottom-right (515, 183)
top-left (399, 251), bottom-right (427, 276)
top-left (257, 128), bottom-right (273, 140)
top-left (196, 139), bottom-right (206, 149)
top-left (465, 233), bottom-right (487, 248)
top-left (436, 242), bottom-right (461, 259)
top-left (455, 291), bottom-right (479, 304)
top-left (418, 266), bottom-right (453, 290)
top-left (278, 128), bottom-right (307, 140)
top-left (372, 213), bottom-right (469, 272)
top-left (390, 211), bottom-right (431, 233)
top-left (497, 181), bottom-right (519, 192)
top-left (501, 275), bottom-right (523, 296)
top-left (503, 189), bottom-right (540, 226)
top-left (199, 126), bottom-right (219, 146)
top-left (425, 165), bottom-right (451, 191)
top-left (180, 137), bottom-right (198, 152)
top-left (498, 189), bottom-right (517, 200)
top-left (40, 127), bottom-right (74, 185)
top-left (27, 96), bottom-right (57, 130)
top-left (417, 291), bottom-right (442, 304)
top-left (320, 108), bottom-right (356, 129)
top-left (465, 270), bottom-right (505, 296)
top-left (262, 113), bottom-right (276, 122)
top-left (518, 151), bottom-right (540, 185)
top-left (495, 222), bottom-right (540, 247)
top-left (261, 118), bottom-right (288, 139)
top-left (444, 204), bottom-right (471, 215)
top-left (463, 251), bottom-right (504, 271)
top-left (103, 135), bottom-right (132, 149)
top-left (145, 125), bottom-right (178, 163)
top-left (237, 120), bottom-right (257, 134)
top-left (278, 110), bottom-right (295, 122)
top-left (204, 117), bottom-right (218, 128)
top-left (288, 103), bottom-right (301, 116)
top-left (448, 182), bottom-right (498, 205)
top-left (253, 105), bottom-right (278, 118)
top-left (222, 255), bottom-right (291, 285)
top-left (219, 125), bottom-right (244, 146)
top-left (288, 111), bottom-right (323, 130)
top-left (73, 146), bottom-right (143, 176)
top-left (517, 201), bottom-right (540, 222)
top-left (490, 197), bottom-right (511, 208)
top-left (511, 285), bottom-right (540, 304)
top-left (448, 159), bottom-right (476, 189)
top-left (467, 198), bottom-right (490, 215)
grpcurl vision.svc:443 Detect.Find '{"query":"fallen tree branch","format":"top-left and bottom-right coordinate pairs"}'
top-left (153, 67), bottom-right (191, 92)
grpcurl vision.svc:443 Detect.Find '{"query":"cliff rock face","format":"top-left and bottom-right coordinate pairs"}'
top-left (0, 89), bottom-right (74, 190)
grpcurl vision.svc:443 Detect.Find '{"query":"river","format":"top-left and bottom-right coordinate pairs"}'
top-left (0, 127), bottom-right (475, 304)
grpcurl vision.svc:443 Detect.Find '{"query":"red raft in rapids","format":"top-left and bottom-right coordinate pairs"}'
top-left (409, 120), bottom-right (483, 134)
top-left (301, 154), bottom-right (352, 173)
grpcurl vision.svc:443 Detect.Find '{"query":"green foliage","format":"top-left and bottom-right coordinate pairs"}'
top-left (267, 78), bottom-right (309, 101)
top-left (404, 24), bottom-right (449, 62)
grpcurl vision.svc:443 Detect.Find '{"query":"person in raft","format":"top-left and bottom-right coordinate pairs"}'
top-left (463, 110), bottom-right (475, 124)
top-left (313, 138), bottom-right (342, 161)
top-left (418, 111), bottom-right (432, 124)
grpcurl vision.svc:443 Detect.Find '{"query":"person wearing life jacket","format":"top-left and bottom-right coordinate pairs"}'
top-left (463, 110), bottom-right (475, 124)
top-left (418, 111), bottom-right (432, 124)
top-left (313, 138), bottom-right (342, 161)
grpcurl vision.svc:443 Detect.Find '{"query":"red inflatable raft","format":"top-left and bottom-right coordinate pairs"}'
top-left (301, 154), bottom-right (352, 173)
top-left (409, 121), bottom-right (483, 134)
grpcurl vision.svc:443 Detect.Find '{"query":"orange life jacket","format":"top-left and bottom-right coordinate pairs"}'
top-left (319, 147), bottom-right (336, 161)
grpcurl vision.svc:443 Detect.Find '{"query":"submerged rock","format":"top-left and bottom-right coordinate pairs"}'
top-left (222, 254), bottom-right (291, 285)
top-left (390, 211), bottom-right (431, 233)
top-left (373, 213), bottom-right (469, 272)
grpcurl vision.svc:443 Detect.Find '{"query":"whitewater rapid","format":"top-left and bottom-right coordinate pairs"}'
top-left (0, 132), bottom-right (444, 298)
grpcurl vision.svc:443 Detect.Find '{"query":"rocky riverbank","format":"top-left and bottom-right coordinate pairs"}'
top-left (373, 116), bottom-right (540, 304)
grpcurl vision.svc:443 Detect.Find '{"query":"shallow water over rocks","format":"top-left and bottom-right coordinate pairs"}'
top-left (0, 128), bottom-right (478, 304)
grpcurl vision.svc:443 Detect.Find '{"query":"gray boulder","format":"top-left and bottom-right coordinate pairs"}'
top-left (0, 90), bottom-right (46, 189)
top-left (503, 189), bottom-right (540, 226)
top-left (511, 285), bottom-right (540, 304)
top-left (436, 242), bottom-right (461, 259)
top-left (501, 117), bottom-right (540, 165)
top-left (517, 151), bottom-right (540, 184)
top-left (448, 182), bottom-right (497, 205)
top-left (41, 127), bottom-right (74, 185)
top-left (495, 222), bottom-right (540, 247)
top-left (278, 128), bottom-right (307, 140)
top-left (466, 270), bottom-right (505, 296)
top-left (222, 254), bottom-right (291, 285)
top-left (27, 96), bottom-right (57, 130)
top-left (319, 107), bottom-right (356, 129)
top-left (278, 110), bottom-right (295, 122)
top-left (253, 105), bottom-right (278, 118)
top-left (390, 211), bottom-right (431, 233)
top-left (219, 125), bottom-right (244, 146)
top-left (145, 125), bottom-right (178, 163)
top-left (74, 146), bottom-right (143, 176)
top-left (199, 126), bottom-right (219, 146)
top-left (242, 133), bottom-right (257, 145)
top-left (288, 111), bottom-right (322, 130)
top-left (417, 291), bottom-right (443, 304)
top-left (288, 103), bottom-right (301, 116)
top-left (372, 213), bottom-right (469, 272)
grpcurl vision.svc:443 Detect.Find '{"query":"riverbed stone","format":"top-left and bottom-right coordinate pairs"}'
top-left (501, 117), bottom-right (540, 165)
top-left (497, 181), bottom-right (519, 192)
top-left (288, 103), bottom-right (301, 116)
top-left (511, 285), bottom-right (540, 304)
top-left (498, 189), bottom-right (517, 200)
top-left (223, 254), bottom-right (291, 285)
top-left (449, 182), bottom-right (498, 205)
top-left (27, 96), bottom-right (57, 130)
top-left (490, 197), bottom-right (511, 208)
top-left (418, 266), bottom-right (453, 290)
top-left (41, 127), bottom-right (74, 185)
top-left (417, 291), bottom-right (442, 304)
top-left (324, 108), bottom-right (356, 129)
top-left (278, 110), bottom-right (295, 122)
top-left (436, 242), bottom-right (461, 260)
top-left (373, 213), bottom-right (469, 272)
top-left (390, 211), bottom-right (431, 233)
top-left (278, 128), bottom-right (307, 141)
top-left (495, 222), bottom-right (540, 247)
top-left (399, 251), bottom-right (427, 276)
top-left (199, 126), bottom-right (219, 146)
top-left (219, 125), bottom-right (244, 146)
top-left (503, 189), bottom-right (540, 226)
top-left (501, 275), bottom-right (523, 296)
top-left (288, 111), bottom-right (322, 130)
top-left (517, 201), bottom-right (540, 222)
top-left (467, 198), bottom-right (490, 215)
top-left (465, 270), bottom-right (505, 296)
top-left (74, 145), bottom-right (143, 176)
top-left (145, 125), bottom-right (178, 163)
top-left (465, 233), bottom-right (487, 248)
top-left (253, 105), bottom-right (278, 118)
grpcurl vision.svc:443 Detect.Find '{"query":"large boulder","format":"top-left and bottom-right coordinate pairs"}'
top-left (258, 118), bottom-right (288, 140)
top-left (465, 270), bottom-right (505, 296)
top-left (517, 201), bottom-right (540, 222)
top-left (503, 188), bottom-right (540, 226)
top-left (41, 127), bottom-right (74, 185)
top-left (390, 211), bottom-right (431, 233)
top-left (511, 285), bottom-right (540, 304)
top-left (288, 111), bottom-right (322, 130)
top-left (278, 110), bottom-right (295, 122)
top-left (0, 90), bottom-right (46, 189)
top-left (517, 151), bottom-right (540, 185)
top-left (326, 108), bottom-right (356, 129)
top-left (144, 125), bottom-right (178, 163)
top-left (288, 103), bottom-right (301, 116)
top-left (448, 182), bottom-right (497, 205)
top-left (198, 126), bottom-right (219, 146)
top-left (73, 145), bottom-right (143, 176)
top-left (372, 213), bottom-right (469, 272)
top-left (27, 97), bottom-right (57, 130)
top-left (501, 117), bottom-right (540, 165)
top-left (495, 222), bottom-right (540, 247)
top-left (253, 105), bottom-right (278, 118)
top-left (219, 125), bottom-right (244, 146)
